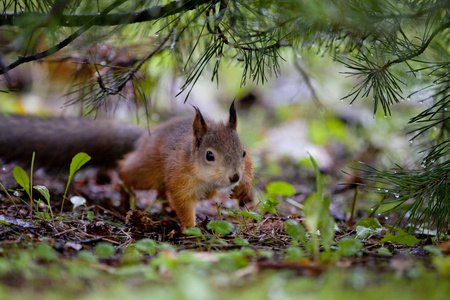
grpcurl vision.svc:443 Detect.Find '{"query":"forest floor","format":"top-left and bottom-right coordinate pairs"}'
top-left (1, 160), bottom-right (449, 300)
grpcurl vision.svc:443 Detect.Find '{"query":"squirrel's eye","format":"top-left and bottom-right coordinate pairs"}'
top-left (243, 149), bottom-right (246, 158)
top-left (206, 150), bottom-right (215, 161)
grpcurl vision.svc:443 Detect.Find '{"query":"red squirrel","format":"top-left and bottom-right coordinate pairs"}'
top-left (0, 102), bottom-right (253, 228)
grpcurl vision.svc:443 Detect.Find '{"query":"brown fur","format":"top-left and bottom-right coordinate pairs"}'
top-left (119, 103), bottom-right (253, 228)
top-left (0, 114), bottom-right (143, 170)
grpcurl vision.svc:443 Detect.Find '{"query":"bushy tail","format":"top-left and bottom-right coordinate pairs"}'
top-left (0, 114), bottom-right (144, 171)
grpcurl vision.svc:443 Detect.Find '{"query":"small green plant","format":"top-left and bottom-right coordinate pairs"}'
top-left (135, 238), bottom-right (158, 255)
top-left (70, 196), bottom-right (94, 220)
top-left (355, 217), bottom-right (382, 240)
top-left (303, 153), bottom-right (336, 262)
top-left (184, 227), bottom-right (206, 250)
top-left (285, 245), bottom-right (304, 261)
top-left (95, 242), bottom-right (116, 258)
top-left (11, 152), bottom-right (91, 222)
top-left (12, 153), bottom-right (54, 222)
top-left (14, 167), bottom-right (55, 220)
top-left (380, 225), bottom-right (419, 246)
top-left (263, 180), bottom-right (296, 215)
top-left (13, 165), bottom-right (32, 201)
top-left (353, 218), bottom-right (419, 248)
top-left (285, 219), bottom-right (307, 246)
top-left (234, 237), bottom-right (250, 246)
top-left (335, 238), bottom-right (363, 257)
top-left (229, 180), bottom-right (294, 235)
top-left (13, 157), bottom-right (35, 215)
top-left (228, 208), bottom-right (261, 234)
top-left (34, 185), bottom-right (54, 224)
top-left (77, 250), bottom-right (99, 263)
top-left (202, 220), bottom-right (235, 249)
top-left (378, 247), bottom-right (392, 256)
top-left (61, 152), bottom-right (91, 214)
top-left (283, 154), bottom-right (365, 263)
top-left (207, 220), bottom-right (234, 235)
top-left (34, 243), bottom-right (58, 262)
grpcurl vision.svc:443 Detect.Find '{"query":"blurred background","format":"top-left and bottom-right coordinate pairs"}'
top-left (1, 1), bottom-right (442, 226)
top-left (0, 42), bottom-right (424, 221)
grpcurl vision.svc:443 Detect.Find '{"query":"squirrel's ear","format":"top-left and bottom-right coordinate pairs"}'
top-left (228, 100), bottom-right (237, 130)
top-left (192, 106), bottom-right (208, 148)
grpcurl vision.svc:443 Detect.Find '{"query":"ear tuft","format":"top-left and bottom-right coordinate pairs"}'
top-left (228, 100), bottom-right (237, 130)
top-left (192, 105), bottom-right (208, 148)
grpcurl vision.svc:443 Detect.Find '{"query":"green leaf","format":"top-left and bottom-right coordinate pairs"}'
top-left (234, 238), bottom-right (249, 246)
top-left (207, 220), bottom-right (234, 235)
top-left (13, 166), bottom-right (31, 199)
top-left (33, 185), bottom-right (50, 203)
top-left (355, 218), bottom-right (382, 239)
top-left (285, 219), bottom-right (307, 245)
top-left (308, 153), bottom-right (322, 199)
top-left (258, 250), bottom-right (274, 259)
top-left (337, 238), bottom-right (363, 257)
top-left (69, 152), bottom-right (91, 177)
top-left (94, 242), bottom-right (115, 258)
top-left (217, 250), bottom-right (249, 269)
top-left (240, 247), bottom-right (255, 257)
top-left (158, 243), bottom-right (176, 251)
top-left (227, 209), bottom-right (240, 217)
top-left (122, 246), bottom-right (141, 265)
top-left (357, 217), bottom-right (383, 229)
top-left (320, 214), bottom-right (336, 251)
top-left (432, 256), bottom-right (450, 276)
top-left (319, 250), bottom-right (339, 262)
top-left (380, 226), bottom-right (419, 246)
top-left (285, 246), bottom-right (304, 261)
top-left (61, 152), bottom-right (91, 213)
top-left (135, 239), bottom-right (158, 255)
top-left (0, 219), bottom-right (10, 226)
top-left (183, 227), bottom-right (206, 240)
top-left (34, 185), bottom-right (54, 221)
top-left (423, 245), bottom-right (443, 256)
top-left (303, 193), bottom-right (322, 233)
top-left (261, 196), bottom-right (279, 215)
top-left (34, 243), bottom-right (58, 262)
top-left (266, 196), bottom-right (280, 207)
top-left (237, 210), bottom-right (262, 222)
top-left (266, 181), bottom-right (295, 196)
top-left (86, 211), bottom-right (94, 221)
top-left (35, 212), bottom-right (51, 219)
top-left (77, 250), bottom-right (98, 262)
top-left (377, 247), bottom-right (392, 256)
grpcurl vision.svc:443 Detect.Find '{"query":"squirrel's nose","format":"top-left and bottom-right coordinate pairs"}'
top-left (229, 173), bottom-right (240, 183)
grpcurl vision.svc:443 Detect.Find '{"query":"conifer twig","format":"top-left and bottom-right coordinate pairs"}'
top-left (0, 0), bottom-right (127, 75)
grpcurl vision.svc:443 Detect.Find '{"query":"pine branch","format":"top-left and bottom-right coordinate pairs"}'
top-left (64, 15), bottom-right (182, 111)
top-left (372, 0), bottom-right (450, 20)
top-left (349, 160), bottom-right (450, 237)
top-left (339, 49), bottom-right (405, 116)
top-left (0, 0), bottom-right (215, 75)
top-left (0, 0), bottom-right (128, 75)
top-left (383, 20), bottom-right (450, 69)
top-left (97, 19), bottom-right (179, 97)
top-left (0, 0), bottom-right (213, 28)
top-left (406, 63), bottom-right (450, 166)
top-left (339, 18), bottom-right (450, 116)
